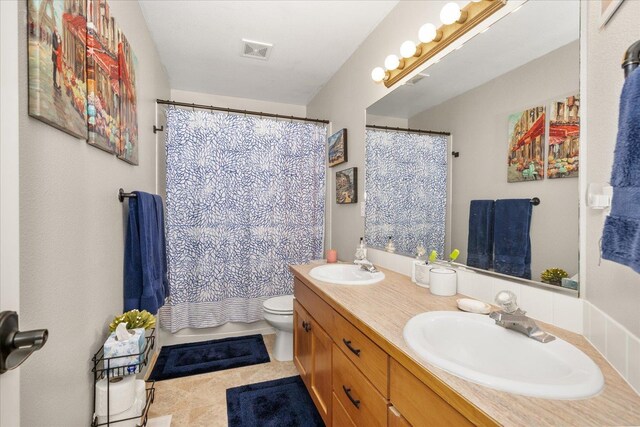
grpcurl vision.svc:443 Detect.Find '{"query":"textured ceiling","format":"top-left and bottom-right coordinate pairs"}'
top-left (140, 0), bottom-right (398, 105)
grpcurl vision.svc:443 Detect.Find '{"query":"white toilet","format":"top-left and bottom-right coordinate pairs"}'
top-left (262, 295), bottom-right (294, 361)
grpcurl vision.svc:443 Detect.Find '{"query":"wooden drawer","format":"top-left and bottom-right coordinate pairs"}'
top-left (294, 277), bottom-right (334, 334)
top-left (333, 312), bottom-right (389, 397)
top-left (333, 343), bottom-right (387, 427)
top-left (332, 392), bottom-right (356, 427)
top-left (390, 359), bottom-right (473, 427)
top-left (388, 405), bottom-right (411, 427)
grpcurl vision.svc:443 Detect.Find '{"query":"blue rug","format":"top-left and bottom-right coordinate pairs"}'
top-left (148, 334), bottom-right (270, 381)
top-left (227, 376), bottom-right (325, 427)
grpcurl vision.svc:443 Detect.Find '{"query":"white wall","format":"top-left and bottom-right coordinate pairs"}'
top-left (308, 1), bottom-right (451, 261)
top-left (170, 89), bottom-right (306, 116)
top-left (409, 42), bottom-right (580, 281)
top-left (1, 2), bottom-right (21, 426)
top-left (580, 0), bottom-right (640, 394)
top-left (583, 0), bottom-right (640, 338)
top-left (17, 1), bottom-right (170, 425)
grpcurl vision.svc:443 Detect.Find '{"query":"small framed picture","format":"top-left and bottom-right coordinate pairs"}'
top-left (328, 128), bottom-right (347, 167)
top-left (599, 0), bottom-right (625, 28)
top-left (336, 167), bottom-right (357, 204)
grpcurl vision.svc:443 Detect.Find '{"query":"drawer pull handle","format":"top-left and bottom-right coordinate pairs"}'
top-left (342, 385), bottom-right (360, 409)
top-left (342, 339), bottom-right (361, 356)
top-left (302, 321), bottom-right (311, 332)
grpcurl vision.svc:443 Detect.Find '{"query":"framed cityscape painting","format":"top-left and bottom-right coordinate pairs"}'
top-left (507, 106), bottom-right (545, 183)
top-left (117, 31), bottom-right (139, 165)
top-left (336, 167), bottom-right (357, 204)
top-left (86, 0), bottom-right (119, 153)
top-left (328, 128), bottom-right (347, 167)
top-left (548, 94), bottom-right (580, 179)
top-left (27, 0), bottom-right (88, 139)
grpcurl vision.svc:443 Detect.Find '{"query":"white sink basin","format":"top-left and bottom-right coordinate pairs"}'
top-left (309, 264), bottom-right (385, 285)
top-left (403, 311), bottom-right (604, 399)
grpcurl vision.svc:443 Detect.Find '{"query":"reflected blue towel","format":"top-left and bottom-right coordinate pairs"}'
top-left (467, 200), bottom-right (495, 270)
top-left (493, 199), bottom-right (532, 280)
top-left (124, 192), bottom-right (169, 314)
top-left (602, 68), bottom-right (640, 274)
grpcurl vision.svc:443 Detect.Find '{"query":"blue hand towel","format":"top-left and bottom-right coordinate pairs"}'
top-left (124, 192), bottom-right (169, 314)
top-left (602, 68), bottom-right (640, 274)
top-left (493, 199), bottom-right (532, 280)
top-left (467, 200), bottom-right (495, 270)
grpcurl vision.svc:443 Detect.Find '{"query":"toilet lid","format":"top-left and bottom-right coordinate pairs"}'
top-left (263, 295), bottom-right (294, 314)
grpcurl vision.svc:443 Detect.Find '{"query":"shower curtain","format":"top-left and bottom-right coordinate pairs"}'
top-left (365, 129), bottom-right (448, 256)
top-left (160, 107), bottom-right (326, 332)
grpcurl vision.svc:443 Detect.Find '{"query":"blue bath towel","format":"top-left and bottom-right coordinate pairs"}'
top-left (467, 200), bottom-right (495, 270)
top-left (602, 68), bottom-right (640, 274)
top-left (124, 192), bottom-right (169, 314)
top-left (493, 199), bottom-right (532, 280)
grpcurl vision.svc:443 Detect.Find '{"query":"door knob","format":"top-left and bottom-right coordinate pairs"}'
top-left (0, 311), bottom-right (48, 374)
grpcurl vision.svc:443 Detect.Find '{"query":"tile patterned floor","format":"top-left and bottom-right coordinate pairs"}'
top-left (147, 334), bottom-right (298, 426)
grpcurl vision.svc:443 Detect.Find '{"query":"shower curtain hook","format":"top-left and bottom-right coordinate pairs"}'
top-left (226, 107), bottom-right (230, 116)
top-left (290, 115), bottom-right (294, 123)
top-left (191, 103), bottom-right (195, 112)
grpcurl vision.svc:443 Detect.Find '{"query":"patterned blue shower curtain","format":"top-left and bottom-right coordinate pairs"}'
top-left (365, 129), bottom-right (448, 256)
top-left (160, 108), bottom-right (326, 332)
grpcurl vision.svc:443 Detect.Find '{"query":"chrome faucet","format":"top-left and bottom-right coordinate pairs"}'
top-left (489, 290), bottom-right (555, 343)
top-left (359, 262), bottom-right (379, 273)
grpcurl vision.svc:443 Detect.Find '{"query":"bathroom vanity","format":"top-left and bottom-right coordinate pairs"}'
top-left (290, 263), bottom-right (640, 426)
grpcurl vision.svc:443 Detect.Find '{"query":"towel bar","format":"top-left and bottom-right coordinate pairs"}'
top-left (118, 188), bottom-right (137, 202)
top-left (623, 40), bottom-right (640, 78)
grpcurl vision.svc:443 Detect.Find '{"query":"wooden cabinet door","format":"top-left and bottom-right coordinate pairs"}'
top-left (294, 300), bottom-right (312, 383)
top-left (310, 317), bottom-right (332, 426)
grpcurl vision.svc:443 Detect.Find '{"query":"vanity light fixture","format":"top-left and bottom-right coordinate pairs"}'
top-left (418, 23), bottom-right (443, 43)
top-left (440, 2), bottom-right (468, 25)
top-left (400, 40), bottom-right (421, 58)
top-left (371, 66), bottom-right (389, 83)
top-left (384, 54), bottom-right (404, 71)
top-left (371, 0), bottom-right (505, 87)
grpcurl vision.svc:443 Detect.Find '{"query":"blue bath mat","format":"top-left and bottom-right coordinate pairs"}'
top-left (148, 334), bottom-right (270, 381)
top-left (227, 376), bottom-right (324, 427)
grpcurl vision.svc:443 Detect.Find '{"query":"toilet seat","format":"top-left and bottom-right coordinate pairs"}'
top-left (263, 295), bottom-right (294, 315)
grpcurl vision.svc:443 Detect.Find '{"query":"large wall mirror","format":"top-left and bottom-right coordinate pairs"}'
top-left (365, 0), bottom-right (580, 293)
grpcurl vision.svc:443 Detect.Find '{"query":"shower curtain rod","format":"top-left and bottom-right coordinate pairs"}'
top-left (156, 99), bottom-right (330, 124)
top-left (366, 124), bottom-right (450, 136)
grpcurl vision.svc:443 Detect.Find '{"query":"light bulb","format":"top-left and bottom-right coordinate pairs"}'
top-left (400, 40), bottom-right (418, 58)
top-left (418, 23), bottom-right (441, 43)
top-left (371, 67), bottom-right (387, 83)
top-left (440, 2), bottom-right (463, 25)
top-left (384, 54), bottom-right (401, 71)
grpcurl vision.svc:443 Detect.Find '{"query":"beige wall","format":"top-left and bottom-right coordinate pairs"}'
top-left (585, 1), bottom-right (640, 337)
top-left (307, 1), bottom-right (448, 258)
top-left (17, 1), bottom-right (170, 425)
top-left (409, 41), bottom-right (580, 282)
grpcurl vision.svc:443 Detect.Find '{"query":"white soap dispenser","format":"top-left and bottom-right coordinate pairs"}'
top-left (385, 236), bottom-right (396, 253)
top-left (411, 244), bottom-right (427, 284)
top-left (354, 237), bottom-right (368, 264)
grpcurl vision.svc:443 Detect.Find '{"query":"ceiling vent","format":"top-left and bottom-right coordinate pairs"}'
top-left (241, 39), bottom-right (273, 60)
top-left (405, 72), bottom-right (430, 86)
